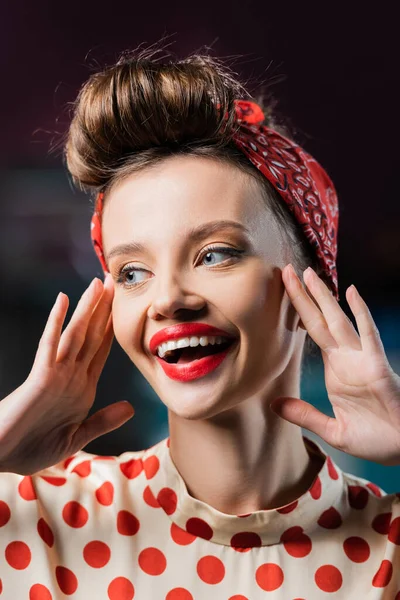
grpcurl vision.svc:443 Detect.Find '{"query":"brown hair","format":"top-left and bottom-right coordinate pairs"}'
top-left (65, 43), bottom-right (324, 359)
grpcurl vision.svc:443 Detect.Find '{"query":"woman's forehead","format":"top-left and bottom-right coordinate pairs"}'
top-left (102, 155), bottom-right (268, 236)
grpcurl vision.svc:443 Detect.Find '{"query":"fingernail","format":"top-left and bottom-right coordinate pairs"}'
top-left (54, 292), bottom-right (63, 307)
top-left (89, 278), bottom-right (101, 292)
top-left (288, 264), bottom-right (297, 282)
top-left (104, 272), bottom-right (114, 287)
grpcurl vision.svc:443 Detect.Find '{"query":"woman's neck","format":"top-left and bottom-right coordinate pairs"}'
top-left (168, 395), bottom-right (320, 516)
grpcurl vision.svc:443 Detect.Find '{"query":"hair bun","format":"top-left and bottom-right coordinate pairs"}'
top-left (64, 48), bottom-right (265, 193)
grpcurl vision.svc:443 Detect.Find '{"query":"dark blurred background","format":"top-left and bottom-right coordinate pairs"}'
top-left (1, 2), bottom-right (399, 491)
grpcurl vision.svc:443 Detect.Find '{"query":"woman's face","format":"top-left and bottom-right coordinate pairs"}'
top-left (102, 156), bottom-right (304, 419)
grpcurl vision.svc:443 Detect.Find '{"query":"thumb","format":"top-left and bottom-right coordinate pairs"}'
top-left (72, 402), bottom-right (135, 450)
top-left (269, 397), bottom-right (336, 444)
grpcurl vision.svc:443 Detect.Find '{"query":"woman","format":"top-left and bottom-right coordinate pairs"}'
top-left (0, 46), bottom-right (399, 599)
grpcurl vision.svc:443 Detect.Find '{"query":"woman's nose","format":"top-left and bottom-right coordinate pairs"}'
top-left (147, 274), bottom-right (205, 320)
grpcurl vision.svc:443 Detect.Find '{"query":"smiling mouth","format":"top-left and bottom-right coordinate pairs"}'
top-left (161, 339), bottom-right (235, 364)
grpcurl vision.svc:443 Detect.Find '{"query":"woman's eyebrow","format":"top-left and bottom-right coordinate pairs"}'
top-left (105, 220), bottom-right (249, 264)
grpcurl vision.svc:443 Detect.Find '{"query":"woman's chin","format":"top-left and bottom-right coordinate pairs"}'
top-left (163, 384), bottom-right (235, 421)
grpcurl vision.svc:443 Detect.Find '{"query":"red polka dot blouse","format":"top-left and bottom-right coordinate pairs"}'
top-left (0, 435), bottom-right (399, 598)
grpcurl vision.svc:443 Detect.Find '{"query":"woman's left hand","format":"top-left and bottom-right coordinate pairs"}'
top-left (270, 264), bottom-right (400, 466)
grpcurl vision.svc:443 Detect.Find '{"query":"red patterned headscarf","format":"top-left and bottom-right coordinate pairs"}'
top-left (90, 99), bottom-right (339, 299)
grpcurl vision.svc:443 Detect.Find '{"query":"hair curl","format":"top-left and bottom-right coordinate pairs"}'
top-left (65, 43), bottom-right (324, 360)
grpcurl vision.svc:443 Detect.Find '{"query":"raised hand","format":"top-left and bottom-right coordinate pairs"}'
top-left (270, 264), bottom-right (400, 466)
top-left (0, 274), bottom-right (135, 475)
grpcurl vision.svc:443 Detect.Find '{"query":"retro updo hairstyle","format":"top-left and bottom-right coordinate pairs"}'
top-left (65, 43), bottom-right (324, 360)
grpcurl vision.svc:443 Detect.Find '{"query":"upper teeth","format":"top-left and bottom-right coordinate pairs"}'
top-left (156, 336), bottom-right (229, 359)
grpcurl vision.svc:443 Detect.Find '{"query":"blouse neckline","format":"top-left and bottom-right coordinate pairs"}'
top-left (144, 434), bottom-right (343, 547)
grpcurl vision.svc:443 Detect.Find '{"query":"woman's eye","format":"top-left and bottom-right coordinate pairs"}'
top-left (199, 246), bottom-right (242, 266)
top-left (116, 247), bottom-right (243, 288)
top-left (116, 267), bottom-right (149, 287)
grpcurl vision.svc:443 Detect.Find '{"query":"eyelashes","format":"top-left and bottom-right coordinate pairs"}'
top-left (116, 245), bottom-right (245, 288)
top-left (197, 245), bottom-right (244, 267)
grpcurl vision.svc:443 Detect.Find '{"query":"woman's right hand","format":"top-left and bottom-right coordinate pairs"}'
top-left (0, 274), bottom-right (135, 475)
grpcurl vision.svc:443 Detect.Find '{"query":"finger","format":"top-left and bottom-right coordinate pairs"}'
top-left (33, 292), bottom-right (70, 370)
top-left (71, 401), bottom-right (135, 451)
top-left (87, 313), bottom-right (115, 382)
top-left (302, 267), bottom-right (361, 349)
top-left (56, 278), bottom-right (103, 363)
top-left (76, 274), bottom-right (114, 365)
top-left (270, 397), bottom-right (339, 448)
top-left (346, 285), bottom-right (385, 356)
top-left (282, 265), bottom-right (338, 353)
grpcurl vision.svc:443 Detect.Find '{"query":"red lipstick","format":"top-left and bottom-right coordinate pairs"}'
top-left (149, 323), bottom-right (237, 383)
top-left (149, 323), bottom-right (235, 355)
top-left (155, 345), bottom-right (235, 382)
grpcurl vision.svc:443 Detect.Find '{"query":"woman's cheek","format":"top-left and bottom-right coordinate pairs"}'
top-left (235, 269), bottom-right (285, 353)
top-left (223, 267), bottom-right (270, 318)
top-left (111, 295), bottom-right (133, 353)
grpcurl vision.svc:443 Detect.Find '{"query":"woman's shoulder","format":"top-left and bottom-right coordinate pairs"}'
top-left (341, 467), bottom-right (399, 500)
top-left (0, 437), bottom-right (168, 506)
top-left (39, 436), bottom-right (168, 481)
top-left (339, 467), bottom-right (400, 530)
